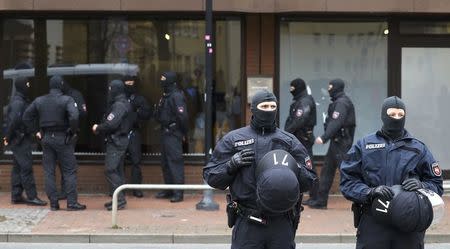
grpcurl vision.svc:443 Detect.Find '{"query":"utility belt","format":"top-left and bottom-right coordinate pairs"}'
top-left (351, 203), bottom-right (372, 228)
top-left (296, 127), bottom-right (314, 143)
top-left (161, 122), bottom-right (178, 132)
top-left (333, 127), bottom-right (354, 142)
top-left (106, 133), bottom-right (129, 146)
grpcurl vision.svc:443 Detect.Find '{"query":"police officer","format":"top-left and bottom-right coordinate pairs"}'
top-left (3, 77), bottom-right (46, 206)
top-left (306, 78), bottom-right (356, 209)
top-left (92, 79), bottom-right (133, 210)
top-left (23, 75), bottom-right (86, 211)
top-left (204, 90), bottom-right (317, 249)
top-left (57, 81), bottom-right (87, 200)
top-left (123, 75), bottom-right (151, 198)
top-left (284, 78), bottom-right (317, 204)
top-left (340, 96), bottom-right (443, 249)
top-left (155, 71), bottom-right (188, 203)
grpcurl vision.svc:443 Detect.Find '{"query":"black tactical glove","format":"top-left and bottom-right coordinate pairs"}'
top-left (402, 178), bottom-right (423, 191)
top-left (227, 148), bottom-right (255, 175)
top-left (369, 185), bottom-right (394, 201)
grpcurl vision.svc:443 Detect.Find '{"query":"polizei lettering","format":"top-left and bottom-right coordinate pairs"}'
top-left (234, 139), bottom-right (255, 147)
top-left (365, 143), bottom-right (386, 150)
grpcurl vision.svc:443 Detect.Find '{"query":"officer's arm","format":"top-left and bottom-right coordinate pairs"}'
top-left (5, 101), bottom-right (23, 141)
top-left (172, 93), bottom-right (189, 133)
top-left (96, 103), bottom-right (126, 134)
top-left (66, 97), bottom-right (79, 132)
top-left (285, 103), bottom-right (311, 134)
top-left (203, 136), bottom-right (236, 190)
top-left (289, 139), bottom-right (317, 192)
top-left (135, 95), bottom-right (152, 121)
top-left (339, 141), bottom-right (372, 203)
top-left (417, 148), bottom-right (444, 196)
top-left (321, 102), bottom-right (347, 143)
top-left (76, 92), bottom-right (88, 117)
top-left (22, 100), bottom-right (39, 133)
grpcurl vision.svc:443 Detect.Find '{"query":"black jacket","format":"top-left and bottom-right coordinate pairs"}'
top-left (321, 92), bottom-right (355, 143)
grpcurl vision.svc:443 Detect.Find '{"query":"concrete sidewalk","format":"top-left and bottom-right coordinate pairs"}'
top-left (0, 192), bottom-right (448, 244)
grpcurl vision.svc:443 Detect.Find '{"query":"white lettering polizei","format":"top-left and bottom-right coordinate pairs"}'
top-left (365, 143), bottom-right (386, 150)
top-left (234, 138), bottom-right (255, 147)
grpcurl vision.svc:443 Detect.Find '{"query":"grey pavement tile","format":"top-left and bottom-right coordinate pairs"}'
top-left (0, 208), bottom-right (49, 233)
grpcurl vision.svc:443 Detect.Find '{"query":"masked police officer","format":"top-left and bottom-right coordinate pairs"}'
top-left (204, 90), bottom-right (317, 249)
top-left (93, 79), bottom-right (133, 210)
top-left (284, 78), bottom-right (317, 204)
top-left (155, 71), bottom-right (188, 203)
top-left (3, 77), bottom-right (46, 206)
top-left (23, 75), bottom-right (86, 211)
top-left (340, 96), bottom-right (443, 249)
top-left (122, 75), bottom-right (151, 198)
top-left (57, 81), bottom-right (87, 200)
top-left (306, 78), bottom-right (355, 209)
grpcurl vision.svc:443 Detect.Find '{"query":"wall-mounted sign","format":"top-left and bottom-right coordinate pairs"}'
top-left (247, 76), bottom-right (273, 103)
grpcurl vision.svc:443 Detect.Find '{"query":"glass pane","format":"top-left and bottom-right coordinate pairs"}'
top-left (401, 47), bottom-right (450, 170)
top-left (279, 22), bottom-right (388, 155)
top-left (400, 22), bottom-right (450, 35)
top-left (1, 19), bottom-right (35, 153)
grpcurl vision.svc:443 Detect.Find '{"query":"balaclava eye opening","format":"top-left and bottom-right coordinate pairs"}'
top-left (250, 90), bottom-right (278, 132)
top-left (290, 78), bottom-right (306, 97)
top-left (123, 75), bottom-right (137, 95)
top-left (15, 77), bottom-right (30, 97)
top-left (160, 71), bottom-right (177, 93)
top-left (328, 78), bottom-right (345, 100)
top-left (381, 96), bottom-right (406, 140)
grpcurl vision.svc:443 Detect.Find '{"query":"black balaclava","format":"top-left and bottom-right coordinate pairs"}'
top-left (160, 71), bottom-right (177, 93)
top-left (61, 81), bottom-right (72, 95)
top-left (107, 79), bottom-right (125, 105)
top-left (123, 75), bottom-right (137, 95)
top-left (250, 89), bottom-right (278, 132)
top-left (15, 77), bottom-right (30, 97)
top-left (290, 78), bottom-right (306, 97)
top-left (49, 75), bottom-right (65, 90)
top-left (381, 96), bottom-right (406, 140)
top-left (328, 78), bottom-right (345, 100)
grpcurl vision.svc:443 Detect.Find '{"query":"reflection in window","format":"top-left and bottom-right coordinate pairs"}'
top-left (1, 18), bottom-right (241, 157)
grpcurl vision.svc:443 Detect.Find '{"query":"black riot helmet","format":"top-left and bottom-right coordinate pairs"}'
top-left (250, 89), bottom-right (278, 132)
top-left (49, 75), bottom-right (65, 90)
top-left (370, 185), bottom-right (442, 233)
top-left (160, 71), bottom-right (177, 93)
top-left (290, 78), bottom-right (306, 97)
top-left (255, 150), bottom-right (300, 214)
top-left (381, 96), bottom-right (406, 140)
top-left (328, 78), bottom-right (345, 100)
top-left (14, 77), bottom-right (31, 97)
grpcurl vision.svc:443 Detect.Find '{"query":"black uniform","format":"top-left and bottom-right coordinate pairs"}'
top-left (95, 79), bottom-right (133, 210)
top-left (308, 79), bottom-right (355, 209)
top-left (4, 77), bottom-right (46, 206)
top-left (204, 90), bottom-right (317, 249)
top-left (155, 71), bottom-right (188, 202)
top-left (23, 75), bottom-right (85, 211)
top-left (284, 78), bottom-right (317, 200)
top-left (58, 83), bottom-right (87, 200)
top-left (123, 76), bottom-right (152, 198)
top-left (340, 96), bottom-right (443, 249)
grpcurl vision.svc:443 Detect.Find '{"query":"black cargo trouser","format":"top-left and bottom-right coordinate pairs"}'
top-left (316, 139), bottom-right (352, 205)
top-left (160, 128), bottom-right (184, 196)
top-left (105, 135), bottom-right (128, 202)
top-left (356, 213), bottom-right (425, 249)
top-left (231, 215), bottom-right (296, 249)
top-left (41, 132), bottom-right (78, 205)
top-left (126, 130), bottom-right (142, 185)
top-left (298, 135), bottom-right (316, 199)
top-left (11, 137), bottom-right (38, 200)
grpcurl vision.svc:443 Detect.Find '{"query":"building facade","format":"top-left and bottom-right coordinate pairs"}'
top-left (1, 0), bottom-right (449, 192)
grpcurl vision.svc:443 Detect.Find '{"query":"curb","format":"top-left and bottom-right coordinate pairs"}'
top-left (0, 233), bottom-right (449, 244)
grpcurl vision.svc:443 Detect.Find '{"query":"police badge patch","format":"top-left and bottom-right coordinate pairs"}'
top-left (305, 156), bottom-right (312, 169)
top-left (332, 111), bottom-right (340, 119)
top-left (296, 109), bottom-right (303, 117)
top-left (178, 106), bottom-right (184, 113)
top-left (432, 162), bottom-right (442, 176)
top-left (107, 113), bottom-right (115, 121)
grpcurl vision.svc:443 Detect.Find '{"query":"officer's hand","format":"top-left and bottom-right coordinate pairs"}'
top-left (402, 178), bottom-right (423, 191)
top-left (92, 124), bottom-right (98, 134)
top-left (315, 137), bottom-right (323, 144)
top-left (2, 137), bottom-right (8, 146)
top-left (227, 148), bottom-right (255, 175)
top-left (370, 185), bottom-right (394, 201)
top-left (36, 132), bottom-right (42, 140)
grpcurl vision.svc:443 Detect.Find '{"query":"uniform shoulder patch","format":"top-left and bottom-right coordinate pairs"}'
top-left (332, 111), bottom-right (340, 119)
top-left (304, 156), bottom-right (312, 170)
top-left (107, 113), bottom-right (115, 121)
top-left (432, 162), bottom-right (442, 177)
top-left (74, 102), bottom-right (78, 108)
top-left (295, 109), bottom-right (303, 118)
top-left (82, 104), bottom-right (87, 112)
top-left (178, 106), bottom-right (184, 113)
top-left (234, 139), bottom-right (255, 147)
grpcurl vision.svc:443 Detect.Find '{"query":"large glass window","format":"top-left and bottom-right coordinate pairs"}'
top-left (279, 21), bottom-right (388, 155)
top-left (402, 47), bottom-right (450, 170)
top-left (1, 18), bottom-right (242, 157)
